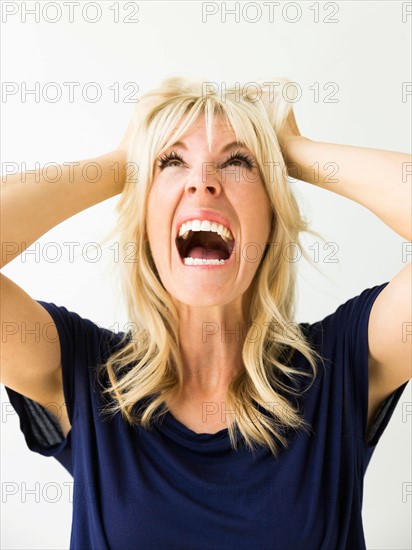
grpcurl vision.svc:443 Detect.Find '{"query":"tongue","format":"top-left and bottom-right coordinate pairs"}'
top-left (186, 245), bottom-right (224, 260)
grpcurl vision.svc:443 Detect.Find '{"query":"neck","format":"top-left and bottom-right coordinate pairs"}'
top-left (172, 286), bottom-right (254, 399)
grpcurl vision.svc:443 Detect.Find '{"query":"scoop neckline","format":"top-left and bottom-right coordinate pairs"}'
top-left (164, 410), bottom-right (229, 439)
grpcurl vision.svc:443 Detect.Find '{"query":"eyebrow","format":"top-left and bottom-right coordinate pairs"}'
top-left (168, 140), bottom-right (249, 154)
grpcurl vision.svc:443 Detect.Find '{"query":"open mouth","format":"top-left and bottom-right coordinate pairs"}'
top-left (175, 222), bottom-right (235, 266)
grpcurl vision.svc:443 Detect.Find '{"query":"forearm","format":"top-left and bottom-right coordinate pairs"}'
top-left (283, 137), bottom-right (412, 241)
top-left (1, 150), bottom-right (126, 269)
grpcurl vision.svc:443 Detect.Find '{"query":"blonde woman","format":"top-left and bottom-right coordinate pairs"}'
top-left (1, 77), bottom-right (411, 549)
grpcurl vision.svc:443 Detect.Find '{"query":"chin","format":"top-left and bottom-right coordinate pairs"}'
top-left (169, 285), bottom-right (234, 308)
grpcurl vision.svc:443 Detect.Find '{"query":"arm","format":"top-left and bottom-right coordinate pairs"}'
top-left (1, 150), bottom-right (125, 434)
top-left (1, 122), bottom-right (133, 434)
top-left (278, 110), bottom-right (412, 431)
top-left (1, 149), bottom-right (127, 269)
top-left (277, 110), bottom-right (411, 242)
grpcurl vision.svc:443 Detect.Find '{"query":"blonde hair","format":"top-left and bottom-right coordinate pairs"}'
top-left (96, 75), bottom-right (327, 458)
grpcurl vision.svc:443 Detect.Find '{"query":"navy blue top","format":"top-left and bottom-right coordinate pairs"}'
top-left (4, 281), bottom-right (409, 550)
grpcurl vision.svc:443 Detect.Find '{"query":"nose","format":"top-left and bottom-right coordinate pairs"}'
top-left (184, 162), bottom-right (222, 196)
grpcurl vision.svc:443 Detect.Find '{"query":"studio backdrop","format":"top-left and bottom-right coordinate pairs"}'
top-left (1, 1), bottom-right (411, 549)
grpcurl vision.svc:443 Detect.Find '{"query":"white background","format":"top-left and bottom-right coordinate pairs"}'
top-left (1, 1), bottom-right (411, 548)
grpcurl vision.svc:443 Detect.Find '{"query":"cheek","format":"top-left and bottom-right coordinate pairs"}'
top-left (233, 185), bottom-right (272, 234)
top-left (254, 185), bottom-right (273, 227)
top-left (147, 182), bottom-right (170, 227)
top-left (146, 184), bottom-right (177, 258)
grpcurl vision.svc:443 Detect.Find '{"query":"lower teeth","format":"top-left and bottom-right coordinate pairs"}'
top-left (183, 257), bottom-right (227, 265)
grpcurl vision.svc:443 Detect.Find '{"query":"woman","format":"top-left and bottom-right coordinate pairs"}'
top-left (1, 76), bottom-right (411, 549)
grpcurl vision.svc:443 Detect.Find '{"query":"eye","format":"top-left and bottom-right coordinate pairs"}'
top-left (157, 150), bottom-right (184, 170)
top-left (222, 150), bottom-right (255, 170)
top-left (156, 149), bottom-right (256, 171)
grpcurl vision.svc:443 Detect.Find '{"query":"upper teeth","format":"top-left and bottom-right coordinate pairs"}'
top-left (178, 220), bottom-right (233, 242)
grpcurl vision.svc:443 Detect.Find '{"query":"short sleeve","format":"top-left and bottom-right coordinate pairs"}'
top-left (344, 283), bottom-right (409, 449)
top-left (315, 282), bottom-right (409, 459)
top-left (3, 301), bottom-right (115, 475)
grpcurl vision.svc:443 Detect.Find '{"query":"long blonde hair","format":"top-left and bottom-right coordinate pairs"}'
top-left (96, 76), bottom-right (327, 457)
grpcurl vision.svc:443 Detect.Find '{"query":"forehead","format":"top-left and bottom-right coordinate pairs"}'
top-left (171, 114), bottom-right (235, 137)
top-left (166, 115), bottom-right (239, 152)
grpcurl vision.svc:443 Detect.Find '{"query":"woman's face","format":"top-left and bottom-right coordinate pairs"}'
top-left (146, 114), bottom-right (273, 307)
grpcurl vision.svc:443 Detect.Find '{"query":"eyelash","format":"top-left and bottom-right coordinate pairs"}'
top-left (156, 149), bottom-right (255, 171)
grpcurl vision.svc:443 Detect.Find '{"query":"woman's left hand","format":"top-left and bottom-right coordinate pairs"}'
top-left (277, 107), bottom-right (302, 156)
